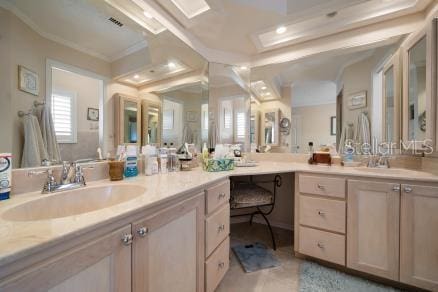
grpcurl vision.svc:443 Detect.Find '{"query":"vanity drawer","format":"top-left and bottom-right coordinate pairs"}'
top-left (298, 226), bottom-right (345, 266)
top-left (299, 175), bottom-right (346, 199)
top-left (206, 204), bottom-right (230, 257)
top-left (205, 237), bottom-right (229, 292)
top-left (206, 180), bottom-right (230, 214)
top-left (299, 195), bottom-right (346, 233)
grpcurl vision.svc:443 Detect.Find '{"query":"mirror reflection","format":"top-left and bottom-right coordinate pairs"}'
top-left (407, 37), bottom-right (427, 141)
top-left (250, 43), bottom-right (401, 155)
top-left (1, 0), bottom-right (208, 168)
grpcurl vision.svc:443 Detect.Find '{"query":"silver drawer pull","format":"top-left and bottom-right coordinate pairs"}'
top-left (317, 184), bottom-right (325, 190)
top-left (404, 186), bottom-right (413, 193)
top-left (317, 210), bottom-right (325, 216)
top-left (218, 224), bottom-right (225, 232)
top-left (317, 242), bottom-right (324, 249)
top-left (121, 234), bottom-right (133, 246)
top-left (392, 185), bottom-right (400, 192)
top-left (137, 227), bottom-right (148, 237)
top-left (218, 261), bottom-right (225, 269)
top-left (218, 193), bottom-right (226, 199)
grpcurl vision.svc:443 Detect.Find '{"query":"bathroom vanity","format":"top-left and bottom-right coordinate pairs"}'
top-left (1, 161), bottom-right (438, 291)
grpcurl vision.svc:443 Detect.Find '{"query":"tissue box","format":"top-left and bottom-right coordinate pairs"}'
top-left (204, 158), bottom-right (234, 172)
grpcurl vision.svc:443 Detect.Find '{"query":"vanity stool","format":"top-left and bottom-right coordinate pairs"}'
top-left (230, 175), bottom-right (282, 250)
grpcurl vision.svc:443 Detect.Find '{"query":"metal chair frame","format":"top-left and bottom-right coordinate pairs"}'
top-left (230, 174), bottom-right (282, 250)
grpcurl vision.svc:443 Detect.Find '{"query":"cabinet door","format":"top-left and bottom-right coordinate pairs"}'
top-left (0, 225), bottom-right (132, 292)
top-left (132, 194), bottom-right (205, 292)
top-left (347, 180), bottom-right (400, 280)
top-left (400, 184), bottom-right (438, 291)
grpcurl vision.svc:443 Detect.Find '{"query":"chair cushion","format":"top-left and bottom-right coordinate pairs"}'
top-left (231, 184), bottom-right (273, 209)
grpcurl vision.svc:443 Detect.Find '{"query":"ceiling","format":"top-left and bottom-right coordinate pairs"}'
top-left (146, 0), bottom-right (432, 64)
top-left (1, 0), bottom-right (208, 88)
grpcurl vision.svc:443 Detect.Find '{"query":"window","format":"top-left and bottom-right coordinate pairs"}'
top-left (201, 103), bottom-right (208, 130)
top-left (236, 112), bottom-right (246, 140)
top-left (163, 109), bottom-right (174, 130)
top-left (51, 90), bottom-right (77, 143)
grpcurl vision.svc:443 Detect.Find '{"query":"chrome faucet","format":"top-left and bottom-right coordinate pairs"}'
top-left (366, 154), bottom-right (390, 168)
top-left (28, 162), bottom-right (94, 194)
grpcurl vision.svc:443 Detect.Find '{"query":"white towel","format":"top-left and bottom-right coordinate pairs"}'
top-left (39, 105), bottom-right (61, 163)
top-left (21, 115), bottom-right (48, 168)
top-left (182, 123), bottom-right (194, 144)
top-left (338, 124), bottom-right (354, 154)
top-left (353, 112), bottom-right (371, 154)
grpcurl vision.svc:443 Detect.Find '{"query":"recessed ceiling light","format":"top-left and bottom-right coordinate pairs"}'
top-left (240, 66), bottom-right (248, 70)
top-left (261, 86), bottom-right (267, 90)
top-left (170, 0), bottom-right (210, 19)
top-left (134, 74), bottom-right (140, 79)
top-left (168, 62), bottom-right (176, 69)
top-left (276, 26), bottom-right (286, 34)
top-left (143, 11), bottom-right (153, 19)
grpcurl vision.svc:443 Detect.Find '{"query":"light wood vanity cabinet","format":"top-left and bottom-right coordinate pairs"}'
top-left (132, 194), bottom-right (205, 292)
top-left (295, 174), bottom-right (347, 266)
top-left (0, 185), bottom-right (223, 292)
top-left (347, 180), bottom-right (400, 281)
top-left (400, 184), bottom-right (438, 291)
top-left (0, 225), bottom-right (132, 292)
top-left (204, 180), bottom-right (230, 292)
top-left (296, 173), bottom-right (438, 290)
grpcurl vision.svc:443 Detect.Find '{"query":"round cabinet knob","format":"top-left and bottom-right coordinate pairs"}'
top-left (317, 242), bottom-right (324, 249)
top-left (404, 186), bottom-right (413, 193)
top-left (137, 227), bottom-right (148, 237)
top-left (121, 234), bottom-right (133, 246)
top-left (317, 184), bottom-right (325, 190)
top-left (392, 185), bottom-right (400, 192)
top-left (218, 261), bottom-right (225, 269)
top-left (317, 210), bottom-right (325, 216)
top-left (218, 193), bottom-right (226, 199)
top-left (218, 224), bottom-right (225, 232)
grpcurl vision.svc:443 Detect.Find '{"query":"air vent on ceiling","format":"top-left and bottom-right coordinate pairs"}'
top-left (108, 17), bottom-right (123, 27)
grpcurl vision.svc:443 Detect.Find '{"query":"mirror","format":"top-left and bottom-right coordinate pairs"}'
top-left (404, 35), bottom-right (427, 144)
top-left (382, 51), bottom-right (401, 145)
top-left (142, 100), bottom-right (161, 146)
top-left (158, 81), bottom-right (209, 150)
top-left (250, 43), bottom-right (401, 154)
top-left (0, 0), bottom-right (208, 168)
top-left (208, 63), bottom-right (251, 151)
top-left (263, 109), bottom-right (280, 146)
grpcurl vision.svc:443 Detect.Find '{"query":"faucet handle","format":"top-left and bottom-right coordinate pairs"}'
top-left (28, 169), bottom-right (57, 193)
top-left (74, 165), bottom-right (94, 185)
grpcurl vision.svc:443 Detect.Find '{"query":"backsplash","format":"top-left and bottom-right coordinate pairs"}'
top-left (11, 161), bottom-right (109, 195)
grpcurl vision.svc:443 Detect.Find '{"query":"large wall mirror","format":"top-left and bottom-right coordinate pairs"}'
top-left (250, 42), bottom-right (403, 155)
top-left (208, 63), bottom-right (251, 151)
top-left (0, 0), bottom-right (208, 168)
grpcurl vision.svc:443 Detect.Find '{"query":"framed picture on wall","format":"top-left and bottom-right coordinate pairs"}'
top-left (18, 65), bottom-right (39, 96)
top-left (186, 111), bottom-right (198, 122)
top-left (87, 108), bottom-right (99, 121)
top-left (347, 91), bottom-right (367, 109)
top-left (330, 116), bottom-right (337, 136)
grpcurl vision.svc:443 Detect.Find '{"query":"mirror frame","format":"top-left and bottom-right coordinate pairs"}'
top-left (114, 94), bottom-right (141, 147)
top-left (262, 108), bottom-right (280, 147)
top-left (382, 50), bottom-right (401, 147)
top-left (402, 28), bottom-right (433, 150)
top-left (141, 100), bottom-right (162, 146)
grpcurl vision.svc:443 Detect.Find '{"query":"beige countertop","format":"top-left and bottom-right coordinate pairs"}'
top-left (0, 161), bottom-right (437, 268)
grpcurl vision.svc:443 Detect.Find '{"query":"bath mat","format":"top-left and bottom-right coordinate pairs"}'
top-left (232, 242), bottom-right (280, 273)
top-left (299, 261), bottom-right (401, 292)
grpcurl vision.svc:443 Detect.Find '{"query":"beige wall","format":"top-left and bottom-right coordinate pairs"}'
top-left (339, 47), bottom-right (390, 130)
top-left (0, 8), bottom-right (12, 154)
top-left (1, 7), bottom-right (147, 165)
top-left (292, 104), bottom-right (337, 153)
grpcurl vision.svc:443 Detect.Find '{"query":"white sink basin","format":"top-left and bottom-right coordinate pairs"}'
top-left (2, 184), bottom-right (145, 221)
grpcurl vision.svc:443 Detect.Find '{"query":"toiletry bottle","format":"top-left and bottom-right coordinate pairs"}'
top-left (202, 142), bottom-right (209, 165)
top-left (159, 148), bottom-right (168, 174)
top-left (124, 145), bottom-right (138, 177)
top-left (0, 153), bottom-right (12, 200)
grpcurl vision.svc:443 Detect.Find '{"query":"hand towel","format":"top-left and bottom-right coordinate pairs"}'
top-left (21, 115), bottom-right (48, 168)
top-left (39, 105), bottom-right (62, 163)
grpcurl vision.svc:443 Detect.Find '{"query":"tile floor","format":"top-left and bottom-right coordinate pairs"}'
top-left (216, 222), bottom-right (302, 292)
